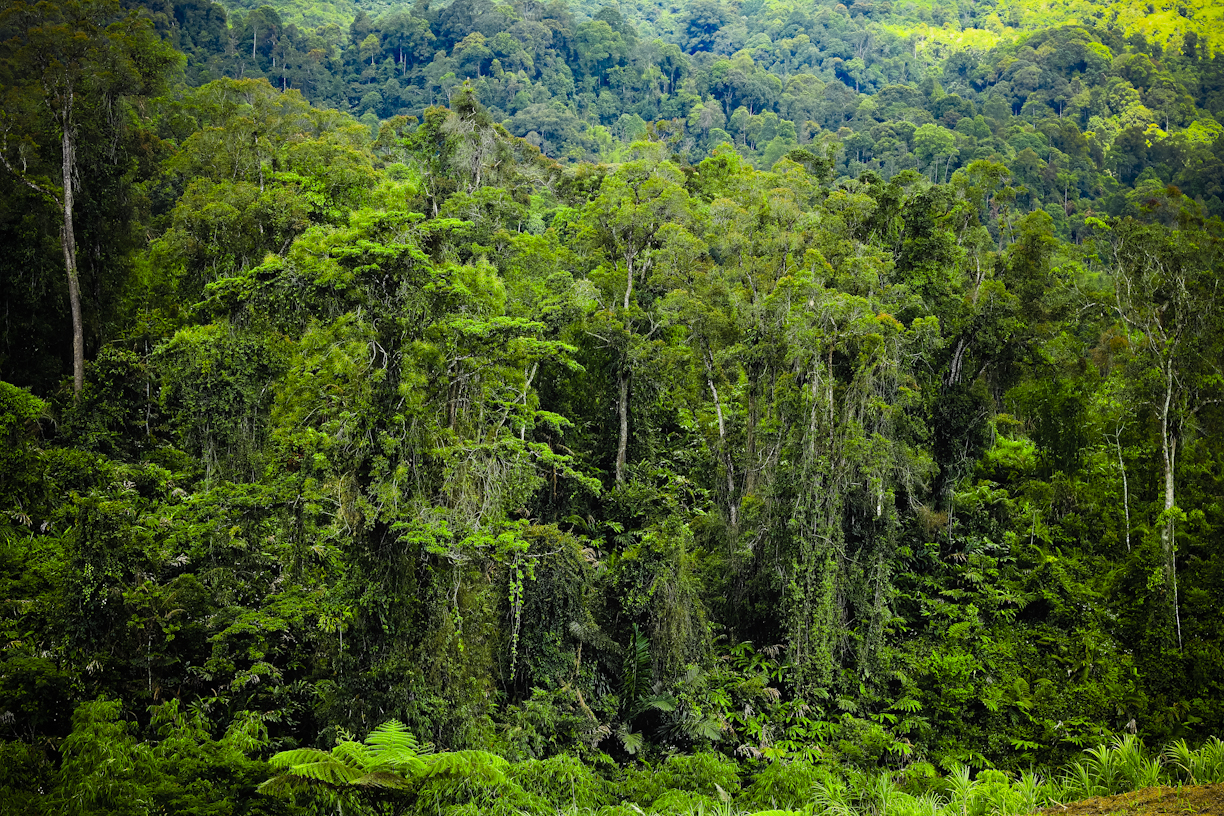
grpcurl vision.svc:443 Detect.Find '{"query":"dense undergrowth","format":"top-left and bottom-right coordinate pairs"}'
top-left (2, 0), bottom-right (1224, 813)
top-left (258, 729), bottom-right (1224, 814)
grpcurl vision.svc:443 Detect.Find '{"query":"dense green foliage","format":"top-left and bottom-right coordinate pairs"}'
top-left (2, 0), bottom-right (1224, 813)
top-left (128, 0), bottom-right (1224, 226)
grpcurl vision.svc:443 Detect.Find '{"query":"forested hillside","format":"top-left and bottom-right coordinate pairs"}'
top-left (1, 0), bottom-right (1223, 813)
top-left (131, 0), bottom-right (1224, 227)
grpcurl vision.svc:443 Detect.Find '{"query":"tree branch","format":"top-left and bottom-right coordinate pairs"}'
top-left (0, 132), bottom-right (61, 205)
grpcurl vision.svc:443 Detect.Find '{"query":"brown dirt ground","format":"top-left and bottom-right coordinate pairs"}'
top-left (1035, 785), bottom-right (1224, 815)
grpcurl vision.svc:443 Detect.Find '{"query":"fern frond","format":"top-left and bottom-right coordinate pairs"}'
top-left (279, 759), bottom-right (367, 786)
top-left (366, 719), bottom-right (432, 754)
top-left (364, 719), bottom-right (432, 774)
top-left (352, 770), bottom-right (416, 790)
top-left (423, 750), bottom-right (509, 786)
top-left (267, 748), bottom-right (335, 769)
top-left (258, 773), bottom-right (326, 797)
top-left (332, 740), bottom-right (379, 770)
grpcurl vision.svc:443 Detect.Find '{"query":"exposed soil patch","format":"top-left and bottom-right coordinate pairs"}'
top-left (1036, 785), bottom-right (1224, 815)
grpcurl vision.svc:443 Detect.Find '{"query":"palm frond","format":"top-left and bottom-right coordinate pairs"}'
top-left (615, 725), bottom-right (644, 756)
top-left (621, 624), bottom-right (653, 718)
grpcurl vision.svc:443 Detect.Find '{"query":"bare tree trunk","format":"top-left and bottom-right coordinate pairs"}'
top-left (745, 373), bottom-right (758, 496)
top-left (615, 369), bottom-right (629, 484)
top-left (703, 349), bottom-right (737, 533)
top-left (615, 246), bottom-right (637, 484)
top-left (947, 336), bottom-right (969, 386)
top-left (1113, 428), bottom-right (1130, 552)
top-left (1159, 363), bottom-right (1182, 648)
top-left (519, 362), bottom-right (537, 442)
top-left (623, 254), bottom-right (634, 311)
top-left (59, 94), bottom-right (84, 395)
top-left (1, 96), bottom-right (82, 395)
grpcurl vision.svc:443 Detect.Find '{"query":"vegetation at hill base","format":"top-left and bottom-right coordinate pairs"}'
top-left (2, 0), bottom-right (1224, 812)
top-left (1040, 784), bottom-right (1224, 816)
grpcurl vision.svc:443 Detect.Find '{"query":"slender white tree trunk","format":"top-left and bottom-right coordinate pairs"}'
top-left (703, 350), bottom-right (737, 532)
top-left (1114, 429), bottom-right (1130, 552)
top-left (1159, 363), bottom-right (1182, 648)
top-left (615, 370), bottom-right (629, 484)
top-left (59, 92), bottom-right (84, 395)
top-left (623, 254), bottom-right (634, 312)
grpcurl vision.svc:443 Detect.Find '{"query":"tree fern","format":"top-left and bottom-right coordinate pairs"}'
top-left (364, 719), bottom-right (431, 777)
top-left (366, 719), bottom-right (432, 756)
top-left (267, 747), bottom-right (341, 771)
top-left (422, 750), bottom-right (509, 786)
top-left (258, 721), bottom-right (506, 816)
top-left (259, 747), bottom-right (370, 796)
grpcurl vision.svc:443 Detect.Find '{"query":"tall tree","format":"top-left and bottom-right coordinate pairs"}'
top-left (582, 142), bottom-right (690, 483)
top-left (1107, 218), bottom-right (1224, 648)
top-left (0, 0), bottom-right (176, 393)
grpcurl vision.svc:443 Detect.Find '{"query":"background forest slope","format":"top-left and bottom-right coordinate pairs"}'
top-left (1, 0), bottom-right (1224, 813)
